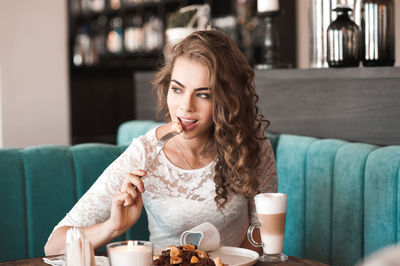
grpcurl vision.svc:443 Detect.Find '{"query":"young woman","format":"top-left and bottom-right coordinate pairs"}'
top-left (45, 30), bottom-right (277, 255)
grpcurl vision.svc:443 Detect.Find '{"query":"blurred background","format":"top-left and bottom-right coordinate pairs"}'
top-left (0, 0), bottom-right (399, 148)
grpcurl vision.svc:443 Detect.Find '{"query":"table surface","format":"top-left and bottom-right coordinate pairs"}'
top-left (0, 255), bottom-right (328, 266)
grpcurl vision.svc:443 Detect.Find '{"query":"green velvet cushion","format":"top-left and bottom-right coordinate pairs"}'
top-left (276, 134), bottom-right (317, 258)
top-left (0, 149), bottom-right (28, 261)
top-left (0, 143), bottom-right (151, 262)
top-left (305, 139), bottom-right (346, 263)
top-left (332, 143), bottom-right (376, 266)
top-left (2, 125), bottom-right (400, 265)
top-left (117, 120), bottom-right (164, 146)
top-left (364, 146), bottom-right (400, 257)
top-left (22, 146), bottom-right (77, 258)
top-left (276, 134), bottom-right (400, 266)
top-left (71, 143), bottom-right (123, 198)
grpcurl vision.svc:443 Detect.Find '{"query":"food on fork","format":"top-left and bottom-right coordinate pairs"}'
top-left (171, 120), bottom-right (183, 133)
top-left (153, 244), bottom-right (220, 266)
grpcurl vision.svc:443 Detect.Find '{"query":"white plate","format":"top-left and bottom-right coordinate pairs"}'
top-left (155, 246), bottom-right (259, 266)
top-left (209, 246), bottom-right (259, 266)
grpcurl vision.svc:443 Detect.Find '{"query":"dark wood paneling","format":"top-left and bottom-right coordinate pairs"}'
top-left (255, 67), bottom-right (400, 146)
top-left (70, 69), bottom-right (135, 144)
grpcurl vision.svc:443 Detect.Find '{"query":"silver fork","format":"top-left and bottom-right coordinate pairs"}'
top-left (145, 130), bottom-right (181, 171)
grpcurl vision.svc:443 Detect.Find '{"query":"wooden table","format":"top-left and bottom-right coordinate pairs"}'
top-left (0, 256), bottom-right (328, 266)
top-left (256, 256), bottom-right (328, 266)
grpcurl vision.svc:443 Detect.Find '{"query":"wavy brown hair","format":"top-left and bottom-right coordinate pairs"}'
top-left (152, 30), bottom-right (270, 208)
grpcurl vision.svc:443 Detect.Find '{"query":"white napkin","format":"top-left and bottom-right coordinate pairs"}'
top-left (43, 256), bottom-right (109, 266)
top-left (65, 227), bottom-right (95, 266)
top-left (180, 222), bottom-right (220, 251)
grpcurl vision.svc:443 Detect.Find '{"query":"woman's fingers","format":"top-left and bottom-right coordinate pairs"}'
top-left (113, 192), bottom-right (128, 206)
top-left (130, 169), bottom-right (146, 177)
top-left (127, 172), bottom-right (145, 193)
top-left (125, 184), bottom-right (138, 200)
top-left (114, 190), bottom-right (138, 207)
top-left (124, 187), bottom-right (138, 207)
top-left (120, 170), bottom-right (145, 193)
top-left (123, 193), bottom-right (134, 207)
top-left (117, 169), bottom-right (146, 207)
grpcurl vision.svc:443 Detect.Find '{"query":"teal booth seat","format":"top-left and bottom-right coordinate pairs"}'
top-left (117, 120), bottom-right (164, 147)
top-left (1, 120), bottom-right (400, 265)
top-left (0, 144), bottom-right (150, 262)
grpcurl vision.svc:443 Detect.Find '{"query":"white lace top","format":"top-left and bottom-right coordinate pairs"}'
top-left (52, 127), bottom-right (277, 249)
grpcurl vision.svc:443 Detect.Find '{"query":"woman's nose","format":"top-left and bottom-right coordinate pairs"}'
top-left (180, 94), bottom-right (194, 112)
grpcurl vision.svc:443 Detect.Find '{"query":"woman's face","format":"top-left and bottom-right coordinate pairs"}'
top-left (167, 56), bottom-right (213, 139)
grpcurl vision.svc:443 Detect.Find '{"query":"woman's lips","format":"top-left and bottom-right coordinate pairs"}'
top-left (178, 117), bottom-right (198, 131)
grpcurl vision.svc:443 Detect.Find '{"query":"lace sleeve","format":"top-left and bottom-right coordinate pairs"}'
top-left (50, 136), bottom-right (149, 235)
top-left (249, 138), bottom-right (278, 224)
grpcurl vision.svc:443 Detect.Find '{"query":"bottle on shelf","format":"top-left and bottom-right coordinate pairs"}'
top-left (110, 0), bottom-right (121, 10)
top-left (91, 15), bottom-right (108, 63)
top-left (81, 0), bottom-right (91, 13)
top-left (361, 0), bottom-right (395, 66)
top-left (327, 7), bottom-right (361, 67)
top-left (107, 16), bottom-right (124, 54)
top-left (73, 24), bottom-right (95, 66)
top-left (70, 0), bottom-right (81, 15)
top-left (90, 0), bottom-right (105, 13)
top-left (124, 15), bottom-right (145, 53)
top-left (143, 14), bottom-right (163, 52)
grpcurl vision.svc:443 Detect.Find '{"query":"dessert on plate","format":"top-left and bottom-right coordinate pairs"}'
top-left (153, 244), bottom-right (222, 266)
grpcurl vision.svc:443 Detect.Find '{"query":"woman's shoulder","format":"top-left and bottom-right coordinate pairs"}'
top-left (125, 126), bottom-right (160, 152)
top-left (258, 135), bottom-right (274, 154)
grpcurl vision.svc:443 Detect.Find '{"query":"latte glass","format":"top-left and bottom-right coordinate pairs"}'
top-left (247, 193), bottom-right (288, 262)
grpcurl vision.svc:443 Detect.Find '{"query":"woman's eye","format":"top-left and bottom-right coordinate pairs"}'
top-left (197, 93), bottom-right (211, 99)
top-left (171, 87), bottom-right (182, 93)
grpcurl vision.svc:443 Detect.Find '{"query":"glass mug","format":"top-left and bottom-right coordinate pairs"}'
top-left (247, 193), bottom-right (288, 262)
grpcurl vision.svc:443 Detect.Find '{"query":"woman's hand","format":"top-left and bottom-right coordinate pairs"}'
top-left (106, 169), bottom-right (146, 237)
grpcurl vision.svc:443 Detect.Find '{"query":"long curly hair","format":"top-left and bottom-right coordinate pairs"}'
top-left (152, 30), bottom-right (269, 208)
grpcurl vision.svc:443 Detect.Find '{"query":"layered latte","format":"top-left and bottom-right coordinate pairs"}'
top-left (254, 193), bottom-right (287, 255)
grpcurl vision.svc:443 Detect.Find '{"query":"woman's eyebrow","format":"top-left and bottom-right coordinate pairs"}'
top-left (171, 79), bottom-right (210, 91)
top-left (194, 87), bottom-right (211, 92)
top-left (171, 79), bottom-right (185, 87)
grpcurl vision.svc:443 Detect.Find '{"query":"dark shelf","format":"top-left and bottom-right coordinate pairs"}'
top-left (71, 2), bottom-right (161, 20)
top-left (71, 53), bottom-right (162, 73)
top-left (255, 67), bottom-right (400, 146)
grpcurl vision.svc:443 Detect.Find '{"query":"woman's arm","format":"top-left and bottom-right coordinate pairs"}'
top-left (43, 134), bottom-right (151, 256)
top-left (44, 221), bottom-right (115, 256)
top-left (44, 170), bottom-right (145, 256)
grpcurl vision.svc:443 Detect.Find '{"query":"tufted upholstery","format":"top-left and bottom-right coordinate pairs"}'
top-left (0, 144), bottom-right (149, 262)
top-left (117, 120), bottom-right (164, 147)
top-left (277, 135), bottom-right (400, 265)
top-left (1, 120), bottom-right (400, 265)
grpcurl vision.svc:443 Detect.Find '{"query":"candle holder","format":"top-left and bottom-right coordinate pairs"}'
top-left (255, 11), bottom-right (287, 70)
top-left (107, 240), bottom-right (153, 266)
